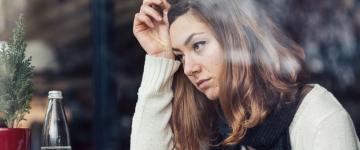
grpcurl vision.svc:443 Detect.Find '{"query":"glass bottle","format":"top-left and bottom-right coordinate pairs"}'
top-left (41, 90), bottom-right (71, 150)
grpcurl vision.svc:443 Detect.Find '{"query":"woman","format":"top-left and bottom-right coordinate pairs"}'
top-left (131, 0), bottom-right (360, 149)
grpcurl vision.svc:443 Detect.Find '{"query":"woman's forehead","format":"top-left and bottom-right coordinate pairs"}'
top-left (169, 13), bottom-right (212, 47)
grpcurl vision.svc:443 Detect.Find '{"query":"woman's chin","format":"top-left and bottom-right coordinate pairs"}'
top-left (207, 96), bottom-right (218, 101)
top-left (204, 90), bottom-right (219, 101)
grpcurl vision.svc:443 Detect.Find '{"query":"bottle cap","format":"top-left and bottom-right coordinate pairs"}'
top-left (48, 90), bottom-right (63, 99)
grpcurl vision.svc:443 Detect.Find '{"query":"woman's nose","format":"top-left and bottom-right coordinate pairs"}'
top-left (183, 55), bottom-right (201, 76)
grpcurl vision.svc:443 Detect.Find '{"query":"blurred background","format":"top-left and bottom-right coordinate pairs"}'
top-left (0, 0), bottom-right (359, 149)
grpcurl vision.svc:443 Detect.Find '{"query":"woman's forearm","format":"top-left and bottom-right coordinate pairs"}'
top-left (131, 55), bottom-right (180, 150)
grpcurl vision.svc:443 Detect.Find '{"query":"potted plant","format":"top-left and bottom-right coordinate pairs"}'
top-left (0, 15), bottom-right (34, 150)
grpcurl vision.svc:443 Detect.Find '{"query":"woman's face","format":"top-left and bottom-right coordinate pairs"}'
top-left (169, 12), bottom-right (224, 100)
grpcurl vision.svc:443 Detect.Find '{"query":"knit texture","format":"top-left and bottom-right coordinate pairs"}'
top-left (212, 93), bottom-right (301, 150)
top-left (131, 55), bottom-right (180, 150)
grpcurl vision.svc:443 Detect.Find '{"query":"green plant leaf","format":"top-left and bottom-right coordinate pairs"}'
top-left (0, 15), bottom-right (34, 128)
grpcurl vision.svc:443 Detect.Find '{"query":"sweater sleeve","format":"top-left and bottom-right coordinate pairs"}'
top-left (313, 110), bottom-right (360, 150)
top-left (131, 55), bottom-right (181, 150)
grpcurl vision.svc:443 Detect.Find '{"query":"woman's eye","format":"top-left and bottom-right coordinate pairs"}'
top-left (175, 54), bottom-right (184, 63)
top-left (192, 41), bottom-right (206, 51)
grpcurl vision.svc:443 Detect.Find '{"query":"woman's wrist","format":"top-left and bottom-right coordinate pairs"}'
top-left (148, 51), bottom-right (174, 60)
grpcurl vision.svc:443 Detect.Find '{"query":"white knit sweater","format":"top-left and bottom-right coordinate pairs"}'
top-left (131, 55), bottom-right (360, 150)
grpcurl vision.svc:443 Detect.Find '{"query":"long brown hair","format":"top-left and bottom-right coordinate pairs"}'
top-left (168, 0), bottom-right (307, 149)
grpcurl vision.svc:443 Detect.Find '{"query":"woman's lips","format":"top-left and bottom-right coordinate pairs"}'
top-left (196, 78), bottom-right (211, 90)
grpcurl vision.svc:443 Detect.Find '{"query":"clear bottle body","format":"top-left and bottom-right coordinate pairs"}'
top-left (41, 94), bottom-right (71, 150)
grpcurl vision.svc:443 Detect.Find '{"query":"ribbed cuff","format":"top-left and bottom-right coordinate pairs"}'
top-left (138, 55), bottom-right (181, 94)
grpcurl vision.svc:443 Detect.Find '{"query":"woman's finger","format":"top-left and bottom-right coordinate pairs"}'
top-left (143, 0), bottom-right (162, 5)
top-left (163, 11), bottom-right (169, 25)
top-left (160, 0), bottom-right (171, 12)
top-left (140, 4), bottom-right (162, 21)
top-left (135, 13), bottom-right (154, 28)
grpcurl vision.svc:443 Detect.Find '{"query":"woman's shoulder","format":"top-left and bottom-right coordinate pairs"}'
top-left (290, 85), bottom-right (360, 149)
top-left (289, 84), bottom-right (359, 148)
top-left (291, 84), bottom-right (350, 129)
top-left (301, 84), bottom-right (345, 114)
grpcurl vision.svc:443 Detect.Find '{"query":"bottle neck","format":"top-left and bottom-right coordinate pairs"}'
top-left (48, 98), bottom-right (64, 109)
top-left (49, 98), bottom-right (62, 102)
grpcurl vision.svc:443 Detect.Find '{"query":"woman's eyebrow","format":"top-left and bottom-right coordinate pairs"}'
top-left (172, 32), bottom-right (206, 52)
top-left (184, 32), bottom-right (205, 46)
top-left (172, 48), bottom-right (181, 53)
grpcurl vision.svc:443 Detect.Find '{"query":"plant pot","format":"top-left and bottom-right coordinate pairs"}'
top-left (0, 128), bottom-right (31, 150)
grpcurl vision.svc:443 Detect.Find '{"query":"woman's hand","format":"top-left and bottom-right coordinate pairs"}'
top-left (133, 0), bottom-right (174, 59)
